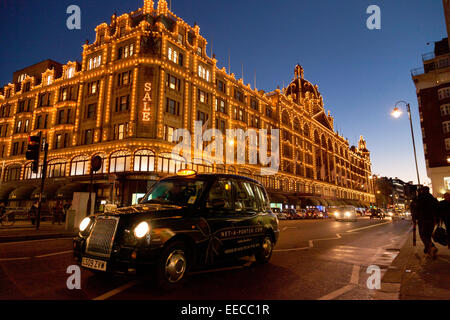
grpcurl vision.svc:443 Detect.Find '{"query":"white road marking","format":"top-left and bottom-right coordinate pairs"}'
top-left (346, 221), bottom-right (391, 233)
top-left (317, 284), bottom-right (356, 300)
top-left (0, 250), bottom-right (73, 261)
top-left (0, 238), bottom-right (70, 246)
top-left (350, 265), bottom-right (360, 285)
top-left (317, 264), bottom-right (360, 300)
top-left (0, 257), bottom-right (32, 262)
top-left (92, 281), bottom-right (138, 300)
top-left (274, 233), bottom-right (342, 252)
top-left (35, 250), bottom-right (73, 258)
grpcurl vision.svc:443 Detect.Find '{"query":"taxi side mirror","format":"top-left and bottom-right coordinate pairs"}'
top-left (211, 198), bottom-right (226, 209)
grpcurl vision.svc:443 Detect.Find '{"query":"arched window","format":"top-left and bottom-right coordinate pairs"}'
top-left (4, 164), bottom-right (21, 182)
top-left (109, 150), bottom-right (131, 173)
top-left (70, 156), bottom-right (89, 176)
top-left (282, 111), bottom-right (291, 127)
top-left (293, 118), bottom-right (300, 132)
top-left (303, 124), bottom-right (310, 138)
top-left (24, 162), bottom-right (42, 180)
top-left (190, 159), bottom-right (212, 173)
top-left (47, 159), bottom-right (67, 178)
top-left (157, 153), bottom-right (186, 174)
top-left (134, 150), bottom-right (155, 172)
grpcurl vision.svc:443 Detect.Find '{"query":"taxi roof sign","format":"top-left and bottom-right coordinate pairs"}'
top-left (177, 169), bottom-right (197, 177)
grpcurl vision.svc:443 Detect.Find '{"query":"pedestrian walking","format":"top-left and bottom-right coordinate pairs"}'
top-left (53, 201), bottom-right (63, 225)
top-left (438, 192), bottom-right (450, 249)
top-left (411, 187), bottom-right (439, 259)
top-left (29, 202), bottom-right (38, 225)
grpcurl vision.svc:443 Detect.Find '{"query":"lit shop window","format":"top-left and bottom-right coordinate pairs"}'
top-left (70, 156), bottom-right (89, 176)
top-left (134, 150), bottom-right (155, 172)
top-left (109, 150), bottom-right (131, 173)
top-left (88, 55), bottom-right (102, 70)
top-left (198, 65), bottom-right (210, 81)
top-left (46, 75), bottom-right (52, 85)
top-left (157, 153), bottom-right (186, 174)
top-left (118, 43), bottom-right (134, 59)
top-left (47, 159), bottom-right (67, 178)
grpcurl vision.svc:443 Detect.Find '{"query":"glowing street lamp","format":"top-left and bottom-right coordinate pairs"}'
top-left (391, 101), bottom-right (421, 186)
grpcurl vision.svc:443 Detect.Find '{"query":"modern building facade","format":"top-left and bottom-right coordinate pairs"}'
top-left (0, 0), bottom-right (375, 209)
top-left (411, 0), bottom-right (450, 199)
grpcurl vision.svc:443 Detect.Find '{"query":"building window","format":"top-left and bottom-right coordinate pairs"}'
top-left (5, 165), bottom-right (21, 181)
top-left (84, 129), bottom-right (93, 145)
top-left (167, 74), bottom-right (181, 91)
top-left (446, 138), bottom-right (450, 151)
top-left (88, 55), bottom-right (102, 70)
top-left (114, 123), bottom-right (128, 140)
top-left (177, 34), bottom-right (183, 44)
top-left (117, 71), bottom-right (132, 86)
top-left (60, 87), bottom-right (68, 101)
top-left (23, 82), bottom-right (31, 92)
top-left (47, 160), bottom-right (66, 178)
top-left (198, 89), bottom-right (208, 103)
top-left (251, 99), bottom-right (259, 111)
top-left (67, 67), bottom-right (75, 79)
top-left (12, 142), bottom-right (19, 156)
top-left (118, 43), bottom-right (134, 60)
top-left (215, 98), bottom-right (226, 114)
top-left (443, 121), bottom-right (450, 134)
top-left (115, 95), bottom-right (130, 112)
top-left (166, 98), bottom-right (180, 115)
top-left (198, 65), bottom-right (210, 81)
top-left (216, 119), bottom-right (226, 134)
top-left (217, 80), bottom-right (226, 93)
top-left (38, 93), bottom-right (51, 107)
top-left (86, 104), bottom-right (96, 119)
top-left (15, 120), bottom-right (22, 133)
top-left (234, 89), bottom-right (244, 102)
top-left (164, 125), bottom-right (175, 143)
top-left (134, 150), bottom-right (155, 172)
top-left (441, 104), bottom-right (450, 116)
top-left (55, 134), bottom-right (62, 149)
top-left (157, 153), bottom-right (186, 174)
top-left (109, 151), bottom-right (131, 173)
top-left (87, 81), bottom-right (99, 95)
top-left (24, 119), bottom-right (30, 133)
top-left (70, 156), bottom-right (89, 176)
top-left (197, 111), bottom-right (208, 125)
top-left (18, 74), bottom-right (27, 82)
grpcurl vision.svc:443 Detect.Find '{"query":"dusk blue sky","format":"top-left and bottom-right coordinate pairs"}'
top-left (0, 0), bottom-right (446, 185)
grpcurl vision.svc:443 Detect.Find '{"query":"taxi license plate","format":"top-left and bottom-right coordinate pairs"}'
top-left (81, 257), bottom-right (107, 271)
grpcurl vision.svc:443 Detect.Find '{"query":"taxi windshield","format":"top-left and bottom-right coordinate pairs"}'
top-left (141, 179), bottom-right (206, 206)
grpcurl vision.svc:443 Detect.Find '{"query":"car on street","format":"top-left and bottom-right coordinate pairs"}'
top-left (333, 206), bottom-right (357, 222)
top-left (73, 170), bottom-right (280, 289)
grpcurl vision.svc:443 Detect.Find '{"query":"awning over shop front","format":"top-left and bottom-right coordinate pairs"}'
top-left (56, 183), bottom-right (87, 200)
top-left (300, 197), bottom-right (321, 207)
top-left (268, 193), bottom-right (289, 204)
top-left (31, 183), bottom-right (64, 201)
top-left (8, 185), bottom-right (37, 201)
top-left (0, 182), bottom-right (21, 202)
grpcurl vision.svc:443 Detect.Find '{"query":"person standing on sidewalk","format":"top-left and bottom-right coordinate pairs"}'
top-left (411, 187), bottom-right (439, 259)
top-left (438, 192), bottom-right (450, 249)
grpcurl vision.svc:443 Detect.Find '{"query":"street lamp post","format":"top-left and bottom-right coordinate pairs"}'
top-left (391, 101), bottom-right (421, 186)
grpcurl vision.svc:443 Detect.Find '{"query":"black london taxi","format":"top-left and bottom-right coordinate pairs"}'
top-left (73, 170), bottom-right (279, 289)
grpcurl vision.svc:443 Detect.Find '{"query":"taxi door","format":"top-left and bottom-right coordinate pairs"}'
top-left (229, 180), bottom-right (265, 257)
top-left (200, 178), bottom-right (241, 261)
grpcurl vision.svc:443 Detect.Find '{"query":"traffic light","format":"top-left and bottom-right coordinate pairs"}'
top-left (25, 134), bottom-right (41, 173)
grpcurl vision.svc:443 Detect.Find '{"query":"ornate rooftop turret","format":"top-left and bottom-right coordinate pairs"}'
top-left (157, 0), bottom-right (169, 15)
top-left (143, 0), bottom-right (154, 14)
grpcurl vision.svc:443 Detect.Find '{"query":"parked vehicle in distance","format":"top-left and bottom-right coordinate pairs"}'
top-left (282, 209), bottom-right (300, 220)
top-left (296, 209), bottom-right (307, 219)
top-left (275, 211), bottom-right (288, 220)
top-left (333, 206), bottom-right (357, 222)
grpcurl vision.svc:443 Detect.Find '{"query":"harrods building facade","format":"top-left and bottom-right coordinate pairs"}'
top-left (0, 0), bottom-right (375, 208)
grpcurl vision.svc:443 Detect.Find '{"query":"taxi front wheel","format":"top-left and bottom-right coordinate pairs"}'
top-left (156, 241), bottom-right (189, 290)
top-left (255, 234), bottom-right (274, 264)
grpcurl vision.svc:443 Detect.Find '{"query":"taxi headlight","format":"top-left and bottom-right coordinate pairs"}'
top-left (345, 212), bottom-right (351, 217)
top-left (134, 221), bottom-right (150, 238)
top-left (79, 217), bottom-right (91, 232)
top-left (334, 212), bottom-right (339, 217)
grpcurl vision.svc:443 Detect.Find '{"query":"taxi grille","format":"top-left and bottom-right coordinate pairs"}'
top-left (86, 217), bottom-right (119, 257)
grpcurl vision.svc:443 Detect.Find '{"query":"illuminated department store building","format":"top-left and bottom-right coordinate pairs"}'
top-left (0, 0), bottom-right (375, 209)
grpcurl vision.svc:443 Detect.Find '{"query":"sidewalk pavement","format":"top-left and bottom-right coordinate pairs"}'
top-left (0, 220), bottom-right (77, 243)
top-left (375, 231), bottom-right (450, 300)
